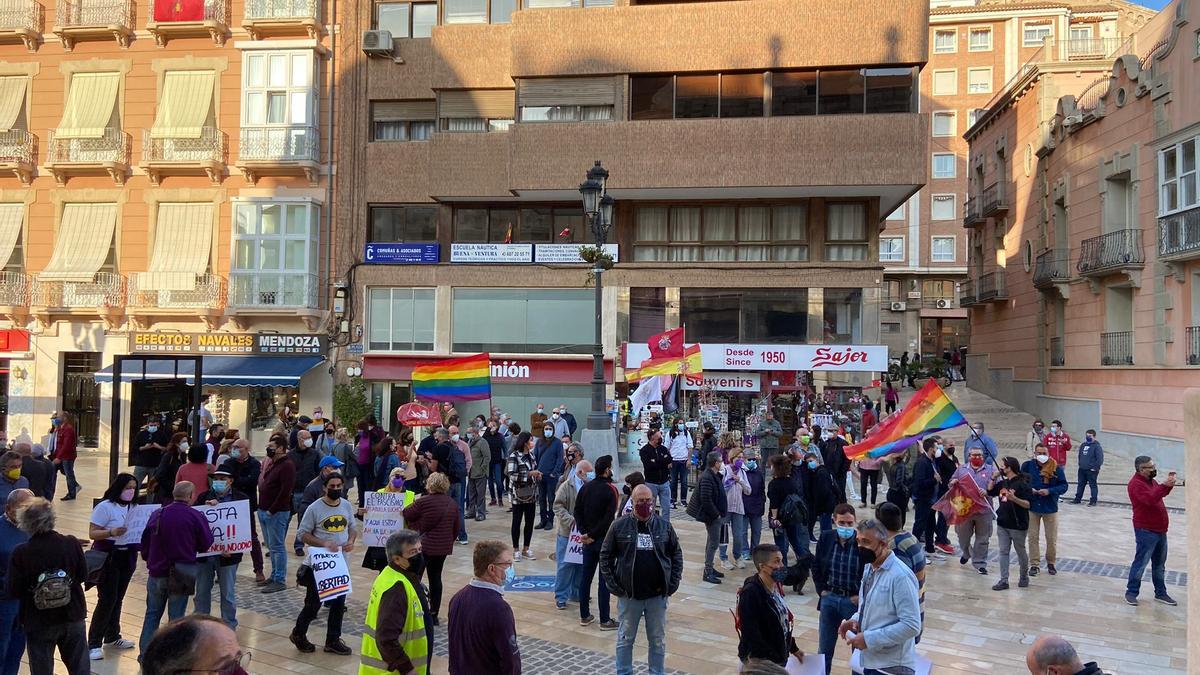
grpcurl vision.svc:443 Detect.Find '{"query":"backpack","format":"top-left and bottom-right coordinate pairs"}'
top-left (778, 492), bottom-right (809, 526)
top-left (32, 569), bottom-right (72, 610)
top-left (446, 445), bottom-right (467, 483)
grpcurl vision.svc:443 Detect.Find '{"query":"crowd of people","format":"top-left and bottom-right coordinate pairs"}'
top-left (0, 394), bottom-right (1180, 675)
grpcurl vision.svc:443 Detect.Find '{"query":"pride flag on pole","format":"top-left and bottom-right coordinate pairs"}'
top-left (412, 353), bottom-right (491, 402)
top-left (843, 380), bottom-right (966, 461)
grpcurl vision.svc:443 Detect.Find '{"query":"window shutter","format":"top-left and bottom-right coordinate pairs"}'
top-left (373, 100), bottom-right (436, 122)
top-left (438, 90), bottom-right (515, 119)
top-left (518, 77), bottom-right (617, 107)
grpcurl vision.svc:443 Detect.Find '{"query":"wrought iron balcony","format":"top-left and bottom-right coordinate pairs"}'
top-left (242, 0), bottom-right (320, 38)
top-left (1187, 326), bottom-right (1199, 366)
top-left (981, 181), bottom-right (1009, 217)
top-left (0, 0), bottom-right (41, 50)
top-left (1076, 228), bottom-right (1144, 277)
top-left (147, 0), bottom-right (230, 45)
top-left (1033, 248), bottom-right (1070, 289)
top-left (1050, 336), bottom-right (1064, 366)
top-left (237, 125), bottom-right (320, 184)
top-left (141, 127), bottom-right (226, 184)
top-left (52, 0), bottom-right (134, 49)
top-left (1158, 205), bottom-right (1200, 262)
top-left (0, 271), bottom-right (30, 307)
top-left (31, 272), bottom-right (125, 309)
top-left (1100, 330), bottom-right (1133, 366)
top-left (45, 128), bottom-right (130, 185)
top-left (128, 273), bottom-right (226, 310)
top-left (0, 129), bottom-right (34, 184)
top-left (958, 278), bottom-right (977, 306)
top-left (964, 196), bottom-right (985, 227)
top-left (977, 270), bottom-right (1007, 302)
top-left (228, 272), bottom-right (320, 309)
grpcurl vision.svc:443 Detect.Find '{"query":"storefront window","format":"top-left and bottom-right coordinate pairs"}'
top-left (680, 289), bottom-right (740, 342)
top-left (452, 288), bottom-right (593, 353)
top-left (630, 287), bottom-right (666, 343)
top-left (368, 288), bottom-right (435, 351)
top-left (680, 289), bottom-right (808, 343)
top-left (823, 289), bottom-right (863, 344)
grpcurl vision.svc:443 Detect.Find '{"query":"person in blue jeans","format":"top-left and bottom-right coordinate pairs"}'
top-left (767, 455), bottom-right (811, 569)
top-left (600, 483), bottom-right (683, 675)
top-left (740, 450), bottom-right (766, 560)
top-left (812, 504), bottom-right (864, 674)
top-left (534, 424), bottom-right (564, 530)
top-left (0, 489), bottom-right (32, 673)
top-left (193, 470), bottom-right (245, 629)
top-left (256, 434), bottom-right (296, 594)
top-left (574, 454), bottom-right (619, 629)
top-left (1124, 455), bottom-right (1177, 606)
top-left (638, 430), bottom-right (674, 522)
top-left (552, 460), bottom-right (591, 609)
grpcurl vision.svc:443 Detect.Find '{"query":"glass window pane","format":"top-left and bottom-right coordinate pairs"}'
top-left (669, 207), bottom-right (701, 241)
top-left (289, 92), bottom-right (308, 124)
top-left (771, 205), bottom-right (807, 241)
top-left (444, 0), bottom-right (486, 24)
top-left (455, 208), bottom-right (488, 241)
top-left (247, 54), bottom-right (265, 87)
top-left (670, 246), bottom-right (700, 262)
top-left (744, 290), bottom-right (807, 342)
top-left (629, 287), bottom-right (666, 343)
top-left (258, 240), bottom-right (281, 269)
top-left (491, 0), bottom-right (516, 23)
top-left (268, 54), bottom-right (287, 87)
top-left (452, 288), bottom-right (591, 353)
top-left (772, 71), bottom-right (817, 116)
top-left (369, 288), bottom-right (391, 350)
top-left (772, 245), bottom-right (808, 262)
top-left (410, 207), bottom-right (437, 240)
top-left (410, 121), bottom-right (435, 140)
top-left (266, 93), bottom-right (286, 124)
top-left (520, 208), bottom-right (553, 243)
top-left (377, 3), bottom-right (410, 37)
top-left (413, 3), bottom-right (437, 36)
top-left (285, 204), bottom-right (308, 234)
top-left (284, 240), bottom-right (306, 269)
top-left (819, 69), bottom-right (864, 115)
top-left (235, 204), bottom-right (256, 235)
top-left (246, 92), bottom-right (266, 125)
top-left (933, 112), bottom-right (955, 136)
top-left (680, 289), bottom-right (740, 342)
top-left (490, 209), bottom-right (518, 242)
top-left (704, 206), bottom-right (736, 241)
top-left (234, 240), bottom-right (254, 270)
top-left (391, 290), bottom-right (414, 348)
top-left (261, 204), bottom-right (281, 234)
top-left (291, 54), bottom-right (310, 87)
top-left (827, 204), bottom-right (866, 241)
top-left (636, 207), bottom-right (668, 241)
top-left (823, 288), bottom-right (863, 344)
top-left (630, 76), bottom-right (674, 120)
top-left (720, 73), bottom-right (764, 118)
top-left (555, 211), bottom-right (585, 243)
top-left (864, 68), bottom-right (913, 113)
top-left (675, 74), bottom-right (719, 119)
top-left (739, 206), bottom-right (769, 241)
top-left (413, 289), bottom-right (435, 349)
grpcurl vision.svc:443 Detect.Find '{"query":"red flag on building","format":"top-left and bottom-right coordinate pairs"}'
top-left (932, 472), bottom-right (995, 526)
top-left (503, 223), bottom-right (513, 244)
top-left (647, 328), bottom-right (685, 360)
top-left (155, 0), bottom-right (204, 22)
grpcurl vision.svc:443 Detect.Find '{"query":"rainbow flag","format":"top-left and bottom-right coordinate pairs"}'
top-left (412, 353), bottom-right (491, 402)
top-left (844, 380), bottom-right (966, 461)
top-left (626, 344), bottom-right (702, 382)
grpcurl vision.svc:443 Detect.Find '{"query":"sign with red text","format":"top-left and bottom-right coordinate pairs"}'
top-left (680, 372), bottom-right (761, 392)
top-left (625, 344), bottom-right (887, 373)
top-left (564, 526), bottom-right (585, 565)
top-left (307, 548), bottom-right (352, 601)
top-left (362, 492), bottom-right (410, 548)
top-left (195, 500), bottom-right (252, 558)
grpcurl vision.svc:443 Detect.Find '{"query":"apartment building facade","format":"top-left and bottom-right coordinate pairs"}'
top-left (0, 0), bottom-right (339, 452)
top-left (333, 0), bottom-right (929, 442)
top-left (963, 0), bottom-right (1195, 467)
top-left (879, 0), bottom-right (1153, 358)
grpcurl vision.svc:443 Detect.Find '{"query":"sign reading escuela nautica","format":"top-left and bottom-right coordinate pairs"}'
top-left (129, 332), bottom-right (328, 356)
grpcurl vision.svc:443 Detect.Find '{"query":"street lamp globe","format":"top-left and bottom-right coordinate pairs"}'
top-left (586, 160), bottom-right (609, 193)
top-left (579, 178), bottom-right (602, 217)
top-left (597, 194), bottom-right (615, 240)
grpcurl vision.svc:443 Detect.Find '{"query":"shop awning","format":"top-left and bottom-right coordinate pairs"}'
top-left (38, 203), bottom-right (118, 282)
top-left (0, 204), bottom-right (23, 271)
top-left (95, 355), bottom-right (324, 387)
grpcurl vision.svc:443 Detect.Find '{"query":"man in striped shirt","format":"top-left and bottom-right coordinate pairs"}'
top-left (876, 501), bottom-right (927, 644)
top-left (812, 503), bottom-right (864, 674)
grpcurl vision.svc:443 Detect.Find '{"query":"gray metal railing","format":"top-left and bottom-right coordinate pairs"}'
top-left (964, 196), bottom-right (983, 225)
top-left (228, 272), bottom-right (320, 309)
top-left (0, 0), bottom-right (40, 32)
top-left (238, 125), bottom-right (319, 163)
top-left (1050, 336), bottom-right (1064, 366)
top-left (1187, 326), bottom-right (1199, 366)
top-left (32, 272), bottom-right (125, 308)
top-left (1100, 330), bottom-right (1133, 366)
top-left (244, 0), bottom-right (318, 21)
top-left (128, 273), bottom-right (226, 309)
top-left (55, 0), bottom-right (133, 27)
top-left (143, 127), bottom-right (226, 164)
top-left (977, 270), bottom-right (1007, 301)
top-left (1077, 228), bottom-right (1144, 275)
top-left (1063, 37), bottom-right (1122, 60)
top-left (0, 129), bottom-right (33, 165)
top-left (1158, 206), bottom-right (1200, 259)
top-left (982, 181), bottom-right (1008, 215)
top-left (959, 278), bottom-right (976, 306)
top-left (47, 128), bottom-right (130, 165)
top-left (1033, 248), bottom-right (1069, 287)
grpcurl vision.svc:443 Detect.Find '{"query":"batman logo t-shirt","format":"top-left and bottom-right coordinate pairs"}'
top-left (298, 498), bottom-right (358, 549)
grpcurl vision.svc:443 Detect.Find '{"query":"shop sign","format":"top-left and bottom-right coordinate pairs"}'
top-left (626, 343), bottom-right (887, 373)
top-left (534, 244), bottom-right (619, 264)
top-left (680, 372), bottom-right (761, 392)
top-left (129, 332), bottom-right (328, 356)
top-left (364, 355), bottom-right (613, 383)
top-left (364, 242), bottom-right (440, 264)
top-left (0, 329), bottom-right (30, 353)
top-left (450, 243), bottom-right (533, 263)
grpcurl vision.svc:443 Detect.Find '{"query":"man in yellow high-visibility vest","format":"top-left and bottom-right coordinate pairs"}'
top-left (360, 530), bottom-right (431, 675)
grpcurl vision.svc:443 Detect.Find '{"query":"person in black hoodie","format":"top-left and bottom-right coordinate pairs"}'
top-left (931, 436), bottom-right (959, 556)
top-left (911, 437), bottom-right (940, 555)
top-left (573, 454), bottom-right (619, 630)
top-left (736, 543), bottom-right (803, 668)
top-left (818, 428), bottom-right (849, 504)
top-left (483, 419), bottom-right (507, 507)
top-left (638, 430), bottom-right (674, 522)
top-left (688, 451), bottom-right (727, 584)
top-left (799, 451), bottom-right (837, 545)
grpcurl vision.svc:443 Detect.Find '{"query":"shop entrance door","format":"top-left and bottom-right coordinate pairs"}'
top-left (388, 383), bottom-right (411, 437)
top-left (920, 318), bottom-right (969, 358)
top-left (62, 352), bottom-right (101, 447)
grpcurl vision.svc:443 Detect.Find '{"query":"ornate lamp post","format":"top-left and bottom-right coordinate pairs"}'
top-left (579, 161), bottom-right (615, 438)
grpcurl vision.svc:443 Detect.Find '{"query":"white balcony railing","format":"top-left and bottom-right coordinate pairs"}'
top-left (128, 273), bottom-right (226, 310)
top-left (0, 129), bottom-right (34, 165)
top-left (142, 127), bottom-right (226, 164)
top-left (238, 125), bottom-right (319, 163)
top-left (47, 128), bottom-right (130, 165)
top-left (32, 272), bottom-right (125, 308)
top-left (55, 0), bottom-right (133, 28)
top-left (0, 271), bottom-right (30, 306)
top-left (0, 0), bottom-right (40, 33)
top-left (228, 272), bottom-right (320, 309)
top-left (244, 0), bottom-right (318, 21)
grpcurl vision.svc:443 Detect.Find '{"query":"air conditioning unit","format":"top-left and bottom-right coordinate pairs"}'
top-left (362, 30), bottom-right (394, 57)
top-left (890, 301), bottom-right (907, 312)
top-left (936, 298), bottom-right (952, 309)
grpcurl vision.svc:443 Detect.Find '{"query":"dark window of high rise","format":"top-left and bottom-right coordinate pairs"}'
top-left (630, 76), bottom-right (674, 120)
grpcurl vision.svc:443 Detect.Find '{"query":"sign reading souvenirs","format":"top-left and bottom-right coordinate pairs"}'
top-left (363, 243), bottom-right (440, 264)
top-left (129, 332), bottom-right (328, 356)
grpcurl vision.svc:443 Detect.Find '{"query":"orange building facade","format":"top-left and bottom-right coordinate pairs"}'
top-left (963, 0), bottom-right (1196, 467)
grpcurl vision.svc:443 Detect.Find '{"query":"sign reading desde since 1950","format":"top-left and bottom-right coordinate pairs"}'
top-left (450, 243), bottom-right (534, 263)
top-left (625, 343), bottom-right (889, 373)
top-left (129, 332), bottom-right (328, 356)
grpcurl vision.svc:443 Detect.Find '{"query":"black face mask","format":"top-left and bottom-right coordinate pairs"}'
top-left (1145, 470), bottom-right (1158, 480)
top-left (856, 545), bottom-right (879, 565)
top-left (403, 552), bottom-right (426, 577)
top-left (326, 489), bottom-right (342, 501)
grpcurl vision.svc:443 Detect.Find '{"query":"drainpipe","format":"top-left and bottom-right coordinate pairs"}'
top-left (324, 0), bottom-right (337, 320)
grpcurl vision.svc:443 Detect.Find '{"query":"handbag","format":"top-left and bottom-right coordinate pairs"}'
top-left (84, 549), bottom-right (109, 586)
top-left (167, 562), bottom-right (198, 596)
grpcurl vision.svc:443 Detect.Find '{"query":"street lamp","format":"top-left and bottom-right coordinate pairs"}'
top-left (580, 161), bottom-right (613, 436)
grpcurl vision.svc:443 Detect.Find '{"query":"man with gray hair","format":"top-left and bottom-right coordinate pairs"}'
top-left (0, 451), bottom-right (28, 503)
top-left (1024, 634), bottom-right (1103, 675)
top-left (21, 444), bottom-right (55, 499)
top-left (838, 518), bottom-right (920, 675)
top-left (1125, 455), bottom-right (1177, 606)
top-left (359, 529), bottom-right (431, 675)
top-left (141, 615), bottom-right (245, 675)
top-left (0, 488), bottom-right (32, 673)
top-left (687, 450), bottom-right (728, 585)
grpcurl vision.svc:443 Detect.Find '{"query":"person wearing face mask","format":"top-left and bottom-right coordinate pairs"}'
top-left (1024, 635), bottom-right (1105, 675)
top-left (507, 433), bottom-right (539, 561)
top-left (812, 504), bottom-right (863, 674)
top-left (447, 540), bottom-right (522, 675)
top-left (400, 472), bottom-right (459, 626)
top-left (325, 428), bottom-right (357, 499)
top-left (1041, 420), bottom-right (1071, 468)
top-left (362, 468), bottom-right (417, 574)
top-left (666, 419), bottom-right (693, 509)
top-left (688, 451), bottom-right (729, 585)
top-left (837, 519), bottom-right (920, 675)
top-left (819, 428), bottom-right (850, 504)
top-left (291, 473), bottom-right (359, 656)
top-left (0, 489), bottom-right (29, 670)
top-left (218, 439), bottom-right (265, 584)
top-left (530, 404), bottom-right (548, 434)
top-left (361, 529), bottom-right (432, 675)
top-left (0, 452), bottom-right (28, 503)
top-left (736, 544), bottom-right (803, 669)
top-left (534, 423), bottom-right (565, 530)
top-left (600, 483), bottom-right (683, 675)
top-left (574, 454), bottom-right (620, 630)
top-left (1071, 429), bottom-right (1103, 506)
top-left (638, 429), bottom-right (673, 523)
top-left (466, 426), bottom-right (490, 522)
top-left (296, 456), bottom-right (348, 538)
top-left (910, 437), bottom-right (941, 556)
top-left (287, 430), bottom-right (322, 557)
top-left (798, 451), bottom-right (836, 548)
top-left (371, 437), bottom-right (400, 493)
top-left (755, 411), bottom-right (783, 464)
top-left (549, 408), bottom-right (570, 441)
top-left (193, 470), bottom-right (248, 630)
top-left (483, 420), bottom-right (507, 507)
top-left (1124, 455), bottom-right (1177, 606)
top-left (256, 434), bottom-right (296, 594)
top-left (1021, 443), bottom-right (1068, 577)
top-left (987, 456), bottom-right (1033, 591)
top-left (86, 476), bottom-right (139, 661)
top-left (559, 404), bottom-right (578, 437)
top-left (950, 447), bottom-right (996, 573)
top-left (718, 448), bottom-right (752, 570)
top-left (551, 460), bottom-right (592, 610)
top-left (963, 422), bottom-right (999, 467)
top-left (740, 452), bottom-right (766, 559)
top-left (1025, 419), bottom-right (1046, 458)
top-left (133, 415), bottom-right (169, 488)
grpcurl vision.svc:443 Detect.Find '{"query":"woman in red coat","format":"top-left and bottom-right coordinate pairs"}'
top-left (401, 472), bottom-right (461, 626)
top-left (54, 411), bottom-right (81, 500)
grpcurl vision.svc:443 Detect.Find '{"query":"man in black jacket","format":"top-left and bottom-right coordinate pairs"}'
top-left (638, 430), bottom-right (674, 522)
top-left (818, 428), bottom-right (850, 503)
top-left (688, 451), bottom-right (728, 584)
top-left (600, 483), bottom-right (683, 675)
top-left (911, 437), bottom-right (940, 555)
top-left (737, 543), bottom-right (802, 668)
top-left (573, 454), bottom-right (619, 630)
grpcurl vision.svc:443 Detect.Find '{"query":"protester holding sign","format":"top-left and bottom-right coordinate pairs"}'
top-left (192, 470), bottom-right (248, 629)
top-left (361, 467), bottom-right (415, 571)
top-left (291, 472), bottom-right (358, 656)
top-left (552, 460), bottom-right (592, 610)
top-left (86, 474), bottom-right (141, 661)
top-left (401, 473), bottom-right (460, 627)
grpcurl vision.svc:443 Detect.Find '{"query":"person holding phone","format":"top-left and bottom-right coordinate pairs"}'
top-left (1124, 456), bottom-right (1177, 607)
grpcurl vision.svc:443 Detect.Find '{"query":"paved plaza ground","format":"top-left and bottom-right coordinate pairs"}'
top-left (40, 384), bottom-right (1188, 674)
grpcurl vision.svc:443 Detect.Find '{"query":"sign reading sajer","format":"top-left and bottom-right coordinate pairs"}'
top-left (129, 332), bottom-right (328, 356)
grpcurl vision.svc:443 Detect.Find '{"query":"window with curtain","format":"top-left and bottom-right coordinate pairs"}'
top-left (931, 70), bottom-right (956, 96)
top-left (922, 279), bottom-right (955, 299)
top-left (367, 287), bottom-right (435, 351)
top-left (967, 68), bottom-right (991, 94)
top-left (452, 288), bottom-right (593, 353)
top-left (520, 105), bottom-right (613, 122)
top-left (932, 111), bottom-right (956, 137)
top-left (931, 236), bottom-right (956, 262)
top-left (242, 51), bottom-right (314, 127)
top-left (879, 236), bottom-right (904, 262)
top-left (453, 206), bottom-right (588, 243)
top-left (882, 280), bottom-right (901, 302)
top-left (1023, 22), bottom-right (1052, 46)
top-left (934, 29), bottom-right (956, 53)
top-left (931, 194), bottom-right (957, 221)
top-left (369, 205), bottom-right (437, 242)
top-left (825, 203), bottom-right (868, 261)
top-left (1158, 137), bottom-right (1198, 215)
top-left (231, 200), bottom-right (320, 307)
top-left (373, 120), bottom-right (435, 141)
top-left (969, 27), bottom-right (992, 51)
top-left (823, 288), bottom-right (862, 344)
top-left (444, 0), bottom-right (486, 23)
top-left (629, 287), bottom-right (666, 343)
top-left (633, 204), bottom-right (808, 262)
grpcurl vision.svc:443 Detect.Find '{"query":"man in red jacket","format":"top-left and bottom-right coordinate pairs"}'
top-left (257, 434), bottom-right (296, 594)
top-left (1124, 455), bottom-right (1176, 607)
top-left (52, 412), bottom-right (80, 501)
top-left (1042, 420), bottom-right (1071, 467)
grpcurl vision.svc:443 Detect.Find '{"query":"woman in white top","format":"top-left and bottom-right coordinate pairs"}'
top-left (86, 473), bottom-right (142, 660)
top-left (718, 447), bottom-right (752, 569)
top-left (667, 419), bottom-right (693, 508)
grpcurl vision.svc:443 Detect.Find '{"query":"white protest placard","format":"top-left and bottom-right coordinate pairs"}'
top-left (564, 526), bottom-right (584, 565)
top-left (363, 492), bottom-right (409, 548)
top-left (810, 414), bottom-right (834, 431)
top-left (115, 504), bottom-right (161, 546)
top-left (194, 499), bottom-right (252, 558)
top-left (307, 547), bottom-right (352, 601)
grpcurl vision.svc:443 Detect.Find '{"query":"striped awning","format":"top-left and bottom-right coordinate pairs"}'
top-left (38, 203), bottom-right (118, 282)
top-left (56, 72), bottom-right (119, 139)
top-left (144, 202), bottom-right (213, 290)
top-left (150, 70), bottom-right (215, 139)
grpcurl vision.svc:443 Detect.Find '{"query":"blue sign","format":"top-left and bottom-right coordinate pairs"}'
top-left (364, 243), bottom-right (440, 264)
top-left (504, 575), bottom-right (556, 592)
top-left (346, 343), bottom-right (363, 355)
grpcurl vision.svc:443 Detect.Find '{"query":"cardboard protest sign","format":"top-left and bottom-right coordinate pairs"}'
top-left (307, 547), bottom-right (352, 601)
top-left (115, 504), bottom-right (161, 546)
top-left (363, 492), bottom-right (409, 548)
top-left (194, 499), bottom-right (252, 557)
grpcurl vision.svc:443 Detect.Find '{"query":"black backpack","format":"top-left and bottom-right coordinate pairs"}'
top-left (446, 445), bottom-right (467, 483)
top-left (779, 493), bottom-right (809, 526)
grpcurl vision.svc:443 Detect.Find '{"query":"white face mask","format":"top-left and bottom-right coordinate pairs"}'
top-left (451, 434), bottom-right (460, 442)
top-left (303, 438), bottom-right (313, 449)
top-left (1036, 454), bottom-right (1049, 464)
top-left (934, 447), bottom-right (943, 458)
top-left (552, 413), bottom-right (560, 420)
top-left (179, 442), bottom-right (189, 452)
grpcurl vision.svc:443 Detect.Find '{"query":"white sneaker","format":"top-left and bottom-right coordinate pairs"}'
top-left (104, 638), bottom-right (135, 650)
top-left (523, 550), bottom-right (537, 560)
top-left (720, 559), bottom-right (734, 570)
top-left (89, 648), bottom-right (103, 661)
top-left (734, 558), bottom-right (746, 569)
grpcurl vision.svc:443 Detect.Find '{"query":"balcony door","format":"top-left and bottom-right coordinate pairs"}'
top-left (241, 50), bottom-right (317, 159)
